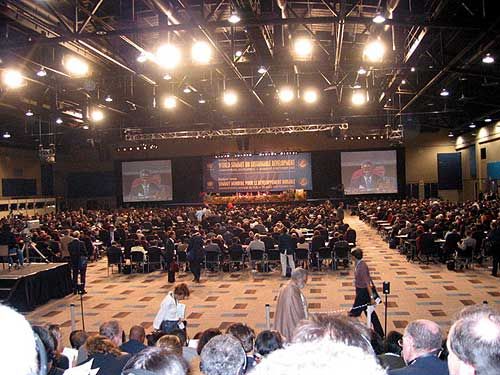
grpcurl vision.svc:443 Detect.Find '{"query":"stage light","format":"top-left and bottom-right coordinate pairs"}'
top-left (440, 88), bottom-right (450, 97)
top-left (351, 90), bottom-right (367, 105)
top-left (373, 13), bottom-right (386, 24)
top-left (401, 79), bottom-right (406, 85)
top-left (223, 91), bottom-right (238, 106)
top-left (469, 123), bottom-right (476, 128)
top-left (64, 56), bottom-right (89, 76)
top-left (484, 118), bottom-right (492, 123)
top-left (82, 125), bottom-right (89, 130)
top-left (363, 39), bottom-right (385, 62)
top-left (104, 94), bottom-right (113, 102)
top-left (2, 132), bottom-right (11, 139)
top-left (482, 53), bottom-right (494, 64)
top-left (2, 69), bottom-right (24, 89)
top-left (36, 68), bottom-right (47, 77)
top-left (183, 86), bottom-right (192, 94)
top-left (448, 131), bottom-right (454, 137)
top-left (303, 89), bottom-right (318, 103)
top-left (55, 118), bottom-right (63, 124)
top-left (198, 95), bottom-right (206, 104)
top-left (25, 109), bottom-right (34, 117)
top-left (228, 12), bottom-right (240, 24)
top-left (357, 67), bottom-right (367, 75)
top-left (294, 38), bottom-right (313, 58)
top-left (163, 73), bottom-right (172, 80)
top-left (156, 44), bottom-right (181, 70)
top-left (278, 87), bottom-right (294, 103)
top-left (235, 50), bottom-right (243, 58)
top-left (192, 41), bottom-right (212, 64)
top-left (410, 67), bottom-right (416, 72)
top-left (91, 109), bottom-right (104, 122)
top-left (258, 66), bottom-right (267, 74)
top-left (164, 96), bottom-right (177, 109)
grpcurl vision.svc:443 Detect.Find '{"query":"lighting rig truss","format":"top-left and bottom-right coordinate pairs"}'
top-left (125, 123), bottom-right (349, 141)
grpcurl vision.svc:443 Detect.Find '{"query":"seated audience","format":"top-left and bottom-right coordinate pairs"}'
top-left (122, 347), bottom-right (188, 375)
top-left (200, 334), bottom-right (246, 375)
top-left (156, 335), bottom-right (183, 356)
top-left (32, 325), bottom-right (65, 375)
top-left (254, 330), bottom-right (283, 363)
top-left (120, 325), bottom-right (147, 355)
top-left (378, 331), bottom-right (406, 370)
top-left (84, 334), bottom-right (131, 375)
top-left (226, 323), bottom-right (256, 371)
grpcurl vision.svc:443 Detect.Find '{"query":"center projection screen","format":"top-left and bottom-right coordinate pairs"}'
top-left (122, 160), bottom-right (173, 202)
top-left (203, 153), bottom-right (312, 193)
top-left (341, 150), bottom-right (398, 195)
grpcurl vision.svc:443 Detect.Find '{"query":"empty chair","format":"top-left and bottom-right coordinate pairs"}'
top-left (294, 248), bottom-right (309, 269)
top-left (205, 250), bottom-right (221, 272)
top-left (146, 246), bottom-right (162, 272)
top-left (265, 249), bottom-right (281, 270)
top-left (130, 250), bottom-right (146, 273)
top-left (249, 249), bottom-right (265, 270)
top-left (333, 241), bottom-right (351, 269)
top-left (316, 247), bottom-right (333, 271)
top-left (106, 248), bottom-right (123, 276)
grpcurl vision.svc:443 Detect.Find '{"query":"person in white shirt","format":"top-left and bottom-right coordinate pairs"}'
top-left (153, 283), bottom-right (190, 333)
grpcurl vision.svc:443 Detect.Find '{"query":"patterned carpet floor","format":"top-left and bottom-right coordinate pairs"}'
top-left (25, 216), bottom-right (499, 345)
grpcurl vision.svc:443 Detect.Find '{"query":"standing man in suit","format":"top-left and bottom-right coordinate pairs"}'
top-left (187, 231), bottom-right (205, 283)
top-left (278, 227), bottom-right (296, 277)
top-left (389, 319), bottom-right (448, 375)
top-left (68, 231), bottom-right (89, 294)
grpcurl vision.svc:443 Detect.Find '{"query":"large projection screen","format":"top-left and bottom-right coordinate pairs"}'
top-left (341, 150), bottom-right (398, 195)
top-left (122, 160), bottom-right (173, 202)
top-left (203, 153), bottom-right (312, 192)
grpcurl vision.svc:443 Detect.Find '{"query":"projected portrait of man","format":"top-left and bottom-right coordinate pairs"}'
top-left (350, 161), bottom-right (382, 191)
top-left (130, 169), bottom-right (162, 199)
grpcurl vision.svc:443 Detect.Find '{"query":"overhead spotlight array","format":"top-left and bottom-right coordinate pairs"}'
top-left (117, 144), bottom-right (159, 152)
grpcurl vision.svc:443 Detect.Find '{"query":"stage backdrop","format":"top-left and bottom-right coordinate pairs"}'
top-left (122, 160), bottom-right (173, 202)
top-left (203, 153), bottom-right (312, 193)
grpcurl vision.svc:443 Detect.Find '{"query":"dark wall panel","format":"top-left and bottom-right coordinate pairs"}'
top-left (2, 179), bottom-right (37, 197)
top-left (437, 152), bottom-right (462, 190)
top-left (311, 151), bottom-right (342, 198)
top-left (67, 172), bottom-right (115, 198)
top-left (171, 157), bottom-right (203, 203)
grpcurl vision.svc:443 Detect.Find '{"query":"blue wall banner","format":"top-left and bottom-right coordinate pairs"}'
top-left (203, 153), bottom-right (312, 192)
top-left (487, 161), bottom-right (500, 179)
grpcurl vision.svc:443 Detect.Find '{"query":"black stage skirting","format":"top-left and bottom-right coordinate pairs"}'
top-left (1, 263), bottom-right (72, 311)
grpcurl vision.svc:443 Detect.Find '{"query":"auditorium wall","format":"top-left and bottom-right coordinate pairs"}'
top-left (0, 146), bottom-right (42, 196)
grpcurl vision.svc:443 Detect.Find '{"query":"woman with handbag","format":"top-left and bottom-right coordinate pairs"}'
top-left (153, 283), bottom-right (190, 334)
top-left (348, 248), bottom-right (384, 337)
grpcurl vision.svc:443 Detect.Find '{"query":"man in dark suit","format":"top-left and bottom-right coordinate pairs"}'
top-left (130, 170), bottom-right (162, 199)
top-left (68, 231), bottom-right (88, 294)
top-left (120, 325), bottom-right (147, 355)
top-left (350, 161), bottom-right (382, 191)
top-left (389, 319), bottom-right (448, 375)
top-left (278, 227), bottom-right (296, 277)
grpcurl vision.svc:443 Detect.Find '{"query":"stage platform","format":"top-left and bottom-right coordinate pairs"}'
top-left (0, 263), bottom-right (72, 311)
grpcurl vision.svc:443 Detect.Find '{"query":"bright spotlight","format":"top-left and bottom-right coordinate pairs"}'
top-left (351, 90), bottom-right (367, 105)
top-left (294, 38), bottom-right (313, 58)
top-left (482, 53), bottom-right (494, 64)
top-left (163, 73), bottom-right (172, 80)
top-left (192, 41), bottom-right (212, 64)
top-left (279, 87), bottom-right (295, 103)
top-left (2, 132), bottom-right (11, 139)
top-left (164, 96), bottom-right (177, 109)
top-left (357, 67), bottom-right (367, 75)
top-left (36, 68), bottom-right (47, 77)
top-left (440, 88), bottom-right (450, 97)
top-left (228, 12), bottom-right (241, 24)
top-left (156, 44), bottom-right (181, 69)
top-left (91, 109), bottom-right (104, 122)
top-left (363, 39), bottom-right (385, 62)
top-left (2, 69), bottom-right (24, 89)
top-left (82, 125), bottom-right (89, 130)
top-left (64, 56), bottom-right (89, 76)
top-left (372, 13), bottom-right (386, 24)
top-left (235, 50), bottom-right (243, 58)
top-left (484, 118), bottom-right (492, 123)
top-left (25, 109), bottom-right (34, 117)
top-left (303, 89), bottom-right (318, 104)
top-left (183, 87), bottom-right (192, 94)
top-left (469, 123), bottom-right (476, 128)
top-left (223, 91), bottom-right (238, 106)
top-left (55, 118), bottom-right (63, 124)
top-left (258, 66), bottom-right (267, 74)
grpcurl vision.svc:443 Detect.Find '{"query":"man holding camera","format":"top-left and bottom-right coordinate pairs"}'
top-left (68, 231), bottom-right (89, 294)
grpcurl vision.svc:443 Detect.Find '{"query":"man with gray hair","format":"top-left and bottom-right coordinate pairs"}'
top-left (99, 320), bottom-right (124, 347)
top-left (200, 334), bottom-right (246, 375)
top-left (274, 267), bottom-right (308, 341)
top-left (389, 319), bottom-right (448, 375)
top-left (447, 305), bottom-right (500, 375)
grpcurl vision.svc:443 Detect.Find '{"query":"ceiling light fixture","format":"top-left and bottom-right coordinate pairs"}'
top-left (91, 109), bottom-right (104, 122)
top-left (164, 96), bottom-right (177, 109)
top-left (228, 12), bottom-right (241, 24)
top-left (352, 82), bottom-right (362, 89)
top-left (2, 69), bottom-right (24, 89)
top-left (25, 109), bottom-right (34, 117)
top-left (351, 90), bottom-right (367, 106)
top-left (401, 79), bottom-right (406, 85)
top-left (2, 132), bottom-right (11, 139)
top-left (223, 91), bottom-right (238, 106)
top-left (482, 53), bottom-right (494, 64)
top-left (104, 94), bottom-right (113, 102)
top-left (191, 41), bottom-right (212, 64)
top-left (235, 50), bottom-right (243, 58)
top-left (278, 87), bottom-right (295, 103)
top-left (440, 88), bottom-right (450, 97)
top-left (469, 123), bottom-right (476, 128)
top-left (372, 13), bottom-right (386, 24)
top-left (258, 66), bottom-right (267, 74)
top-left (357, 67), bottom-right (367, 75)
top-left (163, 73), bottom-right (172, 80)
top-left (36, 68), bottom-right (47, 77)
top-left (363, 39), bottom-right (385, 62)
top-left (137, 52), bottom-right (148, 63)
top-left (198, 96), bottom-right (206, 104)
top-left (484, 118), bottom-right (492, 123)
top-left (82, 125), bottom-right (89, 130)
top-left (183, 87), bottom-right (192, 94)
top-left (155, 44), bottom-right (181, 69)
top-left (55, 118), bottom-right (63, 124)
top-left (410, 67), bottom-right (416, 72)
top-left (448, 131), bottom-right (454, 137)
top-left (64, 56), bottom-right (89, 76)
top-left (294, 38), bottom-right (313, 58)
top-left (303, 89), bottom-right (318, 104)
